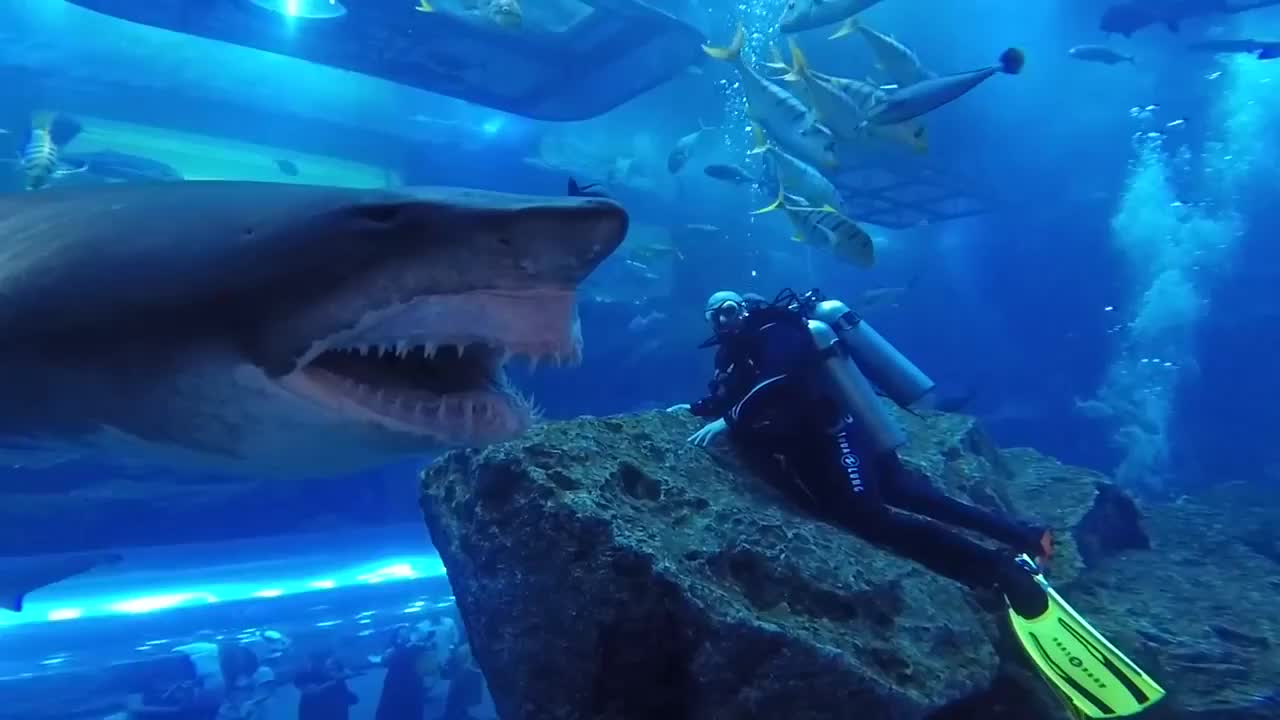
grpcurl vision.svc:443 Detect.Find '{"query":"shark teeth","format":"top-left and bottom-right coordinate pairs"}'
top-left (327, 338), bottom-right (583, 370)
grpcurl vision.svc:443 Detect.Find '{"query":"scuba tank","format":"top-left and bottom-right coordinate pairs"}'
top-left (784, 289), bottom-right (936, 453)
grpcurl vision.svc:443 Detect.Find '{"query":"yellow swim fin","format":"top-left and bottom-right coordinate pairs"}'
top-left (1006, 555), bottom-right (1166, 719)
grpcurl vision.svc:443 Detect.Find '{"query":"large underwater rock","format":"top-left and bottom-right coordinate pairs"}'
top-left (419, 406), bottom-right (1151, 720)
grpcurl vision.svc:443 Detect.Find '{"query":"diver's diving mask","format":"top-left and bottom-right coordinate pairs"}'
top-left (706, 299), bottom-right (744, 332)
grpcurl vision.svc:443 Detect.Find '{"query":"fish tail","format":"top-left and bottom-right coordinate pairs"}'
top-left (47, 114), bottom-right (82, 148)
top-left (29, 111), bottom-right (54, 131)
top-left (751, 187), bottom-right (784, 215)
top-left (828, 16), bottom-right (860, 41)
top-left (747, 122), bottom-right (769, 154)
top-left (416, 0), bottom-right (434, 12)
top-left (702, 22), bottom-right (745, 63)
top-left (999, 47), bottom-right (1026, 75)
top-left (783, 38), bottom-right (808, 81)
top-left (764, 43), bottom-right (793, 75)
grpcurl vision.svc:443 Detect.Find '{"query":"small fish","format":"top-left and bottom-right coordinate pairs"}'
top-left (627, 311), bottom-right (667, 333)
top-left (682, 223), bottom-right (720, 234)
top-left (568, 178), bottom-right (609, 198)
top-left (275, 158), bottom-right (300, 176)
top-left (858, 285), bottom-right (908, 309)
top-left (759, 188), bottom-right (874, 267)
top-left (1068, 45), bottom-right (1136, 65)
top-left (667, 122), bottom-right (715, 174)
top-left (1188, 38), bottom-right (1280, 60)
top-left (703, 164), bottom-right (758, 185)
top-left (864, 48), bottom-right (1025, 127)
top-left (779, 0), bottom-right (886, 36)
top-left (749, 125), bottom-right (841, 209)
top-left (702, 24), bottom-right (839, 171)
top-left (843, 19), bottom-right (932, 86)
top-left (784, 40), bottom-right (876, 141)
top-left (19, 111), bottom-right (84, 191)
top-left (768, 43), bottom-right (928, 154)
top-left (1128, 104), bottom-right (1160, 118)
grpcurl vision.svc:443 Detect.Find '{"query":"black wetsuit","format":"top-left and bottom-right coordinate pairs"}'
top-left (690, 305), bottom-right (1048, 617)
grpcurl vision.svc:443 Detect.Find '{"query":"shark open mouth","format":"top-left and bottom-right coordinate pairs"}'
top-left (278, 290), bottom-right (582, 445)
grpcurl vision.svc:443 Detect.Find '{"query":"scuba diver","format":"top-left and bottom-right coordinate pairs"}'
top-left (684, 288), bottom-right (1165, 720)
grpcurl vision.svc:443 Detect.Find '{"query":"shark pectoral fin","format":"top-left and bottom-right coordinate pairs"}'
top-left (0, 551), bottom-right (123, 613)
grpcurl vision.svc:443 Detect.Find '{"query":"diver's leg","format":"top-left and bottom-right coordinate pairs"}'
top-left (797, 425), bottom-right (1049, 618)
top-left (875, 451), bottom-right (1051, 559)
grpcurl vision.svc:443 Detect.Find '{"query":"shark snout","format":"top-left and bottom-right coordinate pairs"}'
top-left (491, 199), bottom-right (629, 288)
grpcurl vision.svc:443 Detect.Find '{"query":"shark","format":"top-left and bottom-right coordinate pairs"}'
top-left (0, 551), bottom-right (122, 612)
top-left (1099, 0), bottom-right (1280, 36)
top-left (0, 181), bottom-right (627, 475)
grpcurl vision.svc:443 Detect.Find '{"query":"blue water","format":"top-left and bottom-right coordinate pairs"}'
top-left (2, 0), bottom-right (1280, 716)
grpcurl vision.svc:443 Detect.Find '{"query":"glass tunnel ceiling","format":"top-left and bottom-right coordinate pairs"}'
top-left (4, 2), bottom-right (527, 141)
top-left (45, 0), bottom-right (707, 122)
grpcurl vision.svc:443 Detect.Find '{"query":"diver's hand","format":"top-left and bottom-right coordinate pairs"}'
top-left (665, 403), bottom-right (691, 413)
top-left (688, 418), bottom-right (727, 447)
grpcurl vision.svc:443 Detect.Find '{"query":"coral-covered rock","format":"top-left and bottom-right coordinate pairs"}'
top-left (420, 407), bottom-right (1150, 720)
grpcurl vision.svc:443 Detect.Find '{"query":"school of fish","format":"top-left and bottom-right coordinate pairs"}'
top-left (687, 0), bottom-right (1023, 269)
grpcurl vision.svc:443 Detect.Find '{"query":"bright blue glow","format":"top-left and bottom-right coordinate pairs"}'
top-left (250, 0), bottom-right (347, 19)
top-left (0, 554), bottom-right (444, 628)
top-left (480, 118), bottom-right (505, 136)
top-left (112, 592), bottom-right (219, 614)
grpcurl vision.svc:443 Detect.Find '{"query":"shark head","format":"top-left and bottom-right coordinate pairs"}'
top-left (0, 181), bottom-right (627, 474)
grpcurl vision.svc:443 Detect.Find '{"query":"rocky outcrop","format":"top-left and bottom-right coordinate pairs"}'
top-left (420, 406), bottom-right (1150, 720)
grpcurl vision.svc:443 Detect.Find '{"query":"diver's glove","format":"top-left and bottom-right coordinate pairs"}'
top-left (688, 418), bottom-right (728, 447)
top-left (665, 404), bottom-right (692, 413)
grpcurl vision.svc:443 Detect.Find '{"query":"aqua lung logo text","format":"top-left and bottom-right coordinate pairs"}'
top-left (835, 419), bottom-right (864, 493)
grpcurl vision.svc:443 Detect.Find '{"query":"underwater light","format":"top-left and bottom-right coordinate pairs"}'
top-left (248, 0), bottom-right (348, 19)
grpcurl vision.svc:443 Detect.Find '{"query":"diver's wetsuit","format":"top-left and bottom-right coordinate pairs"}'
top-left (690, 304), bottom-right (1048, 616)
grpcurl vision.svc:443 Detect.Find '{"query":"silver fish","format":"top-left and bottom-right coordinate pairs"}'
top-left (702, 24), bottom-right (839, 170)
top-left (866, 48), bottom-right (1025, 127)
top-left (1068, 45), bottom-right (1136, 65)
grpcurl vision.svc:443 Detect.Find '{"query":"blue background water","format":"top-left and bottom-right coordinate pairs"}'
top-left (1, 0), bottom-right (1279, 705)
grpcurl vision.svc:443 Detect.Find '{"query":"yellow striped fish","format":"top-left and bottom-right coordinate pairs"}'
top-left (747, 125), bottom-right (841, 211)
top-left (771, 191), bottom-right (875, 267)
top-left (702, 23), bottom-right (839, 171)
top-left (21, 112), bottom-right (83, 191)
top-left (773, 42), bottom-right (928, 154)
